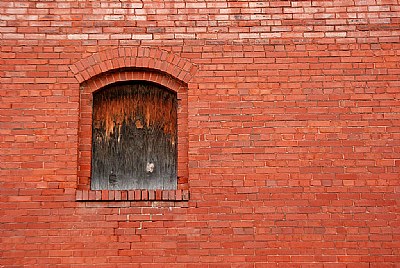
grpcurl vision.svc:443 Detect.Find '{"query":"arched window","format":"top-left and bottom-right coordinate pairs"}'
top-left (91, 81), bottom-right (177, 190)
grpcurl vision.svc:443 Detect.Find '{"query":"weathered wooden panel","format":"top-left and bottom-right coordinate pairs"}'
top-left (91, 82), bottom-right (177, 190)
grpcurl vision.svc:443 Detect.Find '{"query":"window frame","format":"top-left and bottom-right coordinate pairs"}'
top-left (76, 69), bottom-right (189, 202)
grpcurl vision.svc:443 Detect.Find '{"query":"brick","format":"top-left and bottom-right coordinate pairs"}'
top-left (1, 1), bottom-right (399, 267)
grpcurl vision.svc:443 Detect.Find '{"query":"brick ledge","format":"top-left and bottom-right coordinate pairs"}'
top-left (76, 189), bottom-right (189, 202)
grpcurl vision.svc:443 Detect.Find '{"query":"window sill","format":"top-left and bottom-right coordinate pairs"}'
top-left (76, 189), bottom-right (189, 202)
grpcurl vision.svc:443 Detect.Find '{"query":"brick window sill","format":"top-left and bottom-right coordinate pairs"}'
top-left (76, 189), bottom-right (189, 202)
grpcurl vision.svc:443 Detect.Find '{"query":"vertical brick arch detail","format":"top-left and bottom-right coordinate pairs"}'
top-left (69, 47), bottom-right (197, 84)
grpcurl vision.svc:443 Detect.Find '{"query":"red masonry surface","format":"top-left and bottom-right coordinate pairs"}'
top-left (1, 0), bottom-right (400, 267)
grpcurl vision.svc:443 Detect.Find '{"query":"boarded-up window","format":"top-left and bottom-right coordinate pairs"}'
top-left (91, 81), bottom-right (177, 190)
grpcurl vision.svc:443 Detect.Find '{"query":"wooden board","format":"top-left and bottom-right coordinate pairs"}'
top-left (90, 81), bottom-right (177, 190)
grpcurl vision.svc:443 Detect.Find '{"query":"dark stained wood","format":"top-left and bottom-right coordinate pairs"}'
top-left (91, 81), bottom-right (177, 190)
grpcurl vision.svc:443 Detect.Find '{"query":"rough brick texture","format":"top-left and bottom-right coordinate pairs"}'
top-left (1, 0), bottom-right (400, 267)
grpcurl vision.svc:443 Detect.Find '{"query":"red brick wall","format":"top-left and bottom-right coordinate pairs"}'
top-left (1, 0), bottom-right (399, 266)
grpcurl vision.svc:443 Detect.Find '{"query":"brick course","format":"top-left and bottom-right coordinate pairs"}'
top-left (1, 0), bottom-right (400, 266)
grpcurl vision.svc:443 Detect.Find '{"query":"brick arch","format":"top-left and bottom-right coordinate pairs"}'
top-left (69, 47), bottom-right (197, 84)
top-left (82, 69), bottom-right (187, 96)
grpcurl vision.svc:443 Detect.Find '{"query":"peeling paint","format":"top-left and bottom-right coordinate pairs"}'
top-left (91, 81), bottom-right (177, 190)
